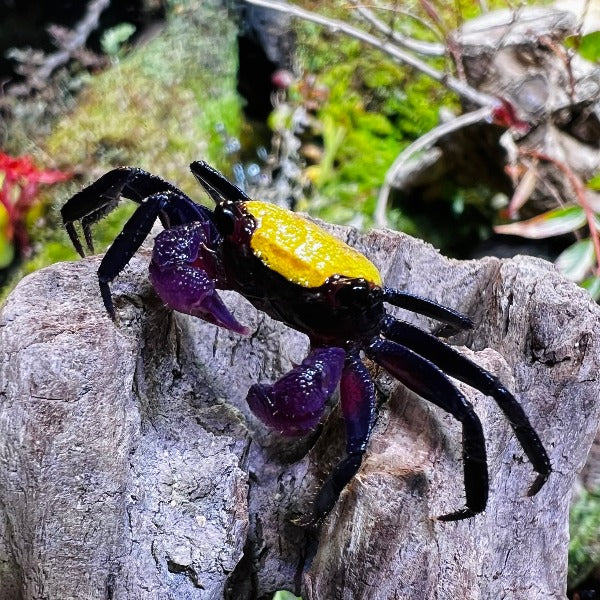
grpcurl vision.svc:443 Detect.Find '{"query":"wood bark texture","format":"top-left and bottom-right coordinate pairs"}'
top-left (0, 225), bottom-right (599, 599)
top-left (392, 7), bottom-right (600, 217)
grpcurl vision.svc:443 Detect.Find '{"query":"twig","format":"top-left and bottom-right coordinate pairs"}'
top-left (538, 34), bottom-right (576, 103)
top-left (418, 0), bottom-right (446, 37)
top-left (520, 148), bottom-right (600, 277)
top-left (374, 105), bottom-right (494, 228)
top-left (8, 0), bottom-right (110, 94)
top-left (350, 2), bottom-right (446, 56)
top-left (242, 0), bottom-right (498, 108)
top-left (39, 0), bottom-right (110, 81)
top-left (417, 0), bottom-right (466, 83)
top-left (360, 3), bottom-right (443, 34)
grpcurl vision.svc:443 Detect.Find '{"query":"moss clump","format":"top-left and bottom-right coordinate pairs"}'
top-left (295, 19), bottom-right (458, 229)
top-left (4, 2), bottom-right (241, 291)
top-left (569, 488), bottom-right (600, 590)
top-left (272, 592), bottom-right (301, 600)
top-left (46, 3), bottom-right (240, 195)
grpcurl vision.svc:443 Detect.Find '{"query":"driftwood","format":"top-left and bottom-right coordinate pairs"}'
top-left (392, 6), bottom-right (600, 217)
top-left (1, 225), bottom-right (599, 599)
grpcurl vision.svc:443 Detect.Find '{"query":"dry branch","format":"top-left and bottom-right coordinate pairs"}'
top-left (350, 1), bottom-right (446, 56)
top-left (7, 0), bottom-right (110, 95)
top-left (242, 0), bottom-right (498, 107)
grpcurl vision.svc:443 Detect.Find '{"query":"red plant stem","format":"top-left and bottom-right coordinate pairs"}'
top-left (520, 148), bottom-right (600, 276)
top-left (418, 0), bottom-right (445, 34)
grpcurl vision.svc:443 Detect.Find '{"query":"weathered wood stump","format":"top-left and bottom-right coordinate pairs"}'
top-left (0, 225), bottom-right (598, 599)
top-left (392, 7), bottom-right (600, 217)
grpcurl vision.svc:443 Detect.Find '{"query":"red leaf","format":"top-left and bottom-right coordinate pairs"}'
top-left (0, 151), bottom-right (72, 251)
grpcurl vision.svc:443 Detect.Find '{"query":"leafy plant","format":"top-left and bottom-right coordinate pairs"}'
top-left (101, 23), bottom-right (136, 58)
top-left (290, 18), bottom-right (459, 229)
top-left (272, 591), bottom-right (302, 600)
top-left (490, 14), bottom-right (600, 298)
top-left (567, 30), bottom-right (600, 63)
top-left (495, 154), bottom-right (600, 299)
top-left (0, 152), bottom-right (71, 269)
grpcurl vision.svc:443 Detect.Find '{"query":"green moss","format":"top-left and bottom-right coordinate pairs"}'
top-left (46, 3), bottom-right (240, 195)
top-left (0, 2), bottom-right (241, 300)
top-left (51, 7), bottom-right (236, 230)
top-left (272, 592), bottom-right (302, 600)
top-left (569, 489), bottom-right (600, 589)
top-left (296, 21), bottom-right (458, 230)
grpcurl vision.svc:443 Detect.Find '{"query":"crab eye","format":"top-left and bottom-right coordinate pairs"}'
top-left (333, 278), bottom-right (372, 307)
top-left (214, 203), bottom-right (236, 235)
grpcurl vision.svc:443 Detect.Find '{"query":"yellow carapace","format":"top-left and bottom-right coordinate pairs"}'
top-left (245, 200), bottom-right (382, 288)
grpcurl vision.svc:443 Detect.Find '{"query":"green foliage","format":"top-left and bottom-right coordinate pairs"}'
top-left (45, 5), bottom-right (241, 194)
top-left (48, 7), bottom-right (239, 196)
top-left (569, 489), bottom-right (600, 589)
top-left (555, 239), bottom-right (595, 282)
top-left (272, 592), bottom-right (302, 600)
top-left (581, 276), bottom-right (600, 301)
top-left (101, 23), bottom-right (136, 57)
top-left (588, 172), bottom-right (600, 191)
top-left (0, 203), bottom-right (14, 269)
top-left (578, 31), bottom-right (600, 62)
top-left (495, 206), bottom-right (587, 239)
top-left (295, 20), bottom-right (458, 230)
top-left (567, 31), bottom-right (600, 63)
top-left (291, 5), bottom-right (501, 251)
top-left (494, 184), bottom-right (600, 289)
top-left (291, 1), bottom-right (578, 258)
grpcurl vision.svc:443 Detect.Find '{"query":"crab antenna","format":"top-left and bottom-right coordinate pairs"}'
top-left (190, 161), bottom-right (251, 205)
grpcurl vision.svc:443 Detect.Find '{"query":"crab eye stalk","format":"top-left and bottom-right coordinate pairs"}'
top-left (213, 203), bottom-right (236, 235)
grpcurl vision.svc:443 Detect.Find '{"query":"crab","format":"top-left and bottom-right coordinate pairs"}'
top-left (61, 160), bottom-right (551, 523)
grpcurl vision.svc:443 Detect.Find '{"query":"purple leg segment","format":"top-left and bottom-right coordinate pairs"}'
top-left (149, 223), bottom-right (249, 334)
top-left (312, 351), bottom-right (376, 522)
top-left (367, 338), bottom-right (488, 521)
top-left (340, 353), bottom-right (376, 455)
top-left (246, 347), bottom-right (345, 436)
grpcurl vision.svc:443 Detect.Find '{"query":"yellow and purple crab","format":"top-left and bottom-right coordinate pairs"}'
top-left (61, 161), bottom-right (551, 523)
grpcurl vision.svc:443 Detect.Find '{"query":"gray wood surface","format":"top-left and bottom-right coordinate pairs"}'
top-left (1, 225), bottom-right (598, 599)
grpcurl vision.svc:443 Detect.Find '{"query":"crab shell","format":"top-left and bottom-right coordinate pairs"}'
top-left (213, 199), bottom-right (386, 347)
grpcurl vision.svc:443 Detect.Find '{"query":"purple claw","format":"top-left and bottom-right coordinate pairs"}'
top-left (150, 263), bottom-right (249, 333)
top-left (247, 347), bottom-right (346, 436)
top-left (149, 223), bottom-right (249, 334)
